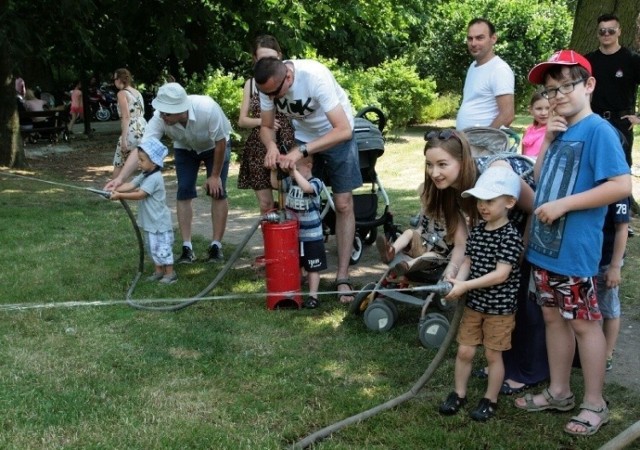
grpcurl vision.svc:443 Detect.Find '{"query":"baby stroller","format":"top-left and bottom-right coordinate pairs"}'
top-left (321, 106), bottom-right (399, 264)
top-left (349, 126), bottom-right (534, 348)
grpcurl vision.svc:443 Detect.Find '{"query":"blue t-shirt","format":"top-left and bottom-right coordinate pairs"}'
top-left (526, 114), bottom-right (629, 277)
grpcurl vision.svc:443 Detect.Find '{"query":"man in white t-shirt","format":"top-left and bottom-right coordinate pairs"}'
top-left (254, 57), bottom-right (363, 304)
top-left (456, 18), bottom-right (515, 131)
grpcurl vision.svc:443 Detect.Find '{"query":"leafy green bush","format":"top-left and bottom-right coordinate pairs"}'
top-left (422, 93), bottom-right (461, 122)
top-left (184, 68), bottom-right (244, 140)
top-left (369, 58), bottom-right (436, 131)
top-left (313, 54), bottom-right (438, 132)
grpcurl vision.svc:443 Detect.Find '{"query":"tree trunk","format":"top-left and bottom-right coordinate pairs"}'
top-left (571, 0), bottom-right (640, 53)
top-left (0, 38), bottom-right (26, 168)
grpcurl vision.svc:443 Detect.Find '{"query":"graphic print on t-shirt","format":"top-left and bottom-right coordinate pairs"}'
top-left (274, 97), bottom-right (315, 118)
top-left (529, 140), bottom-right (583, 259)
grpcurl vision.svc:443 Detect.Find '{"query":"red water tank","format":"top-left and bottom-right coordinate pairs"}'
top-left (262, 218), bottom-right (302, 309)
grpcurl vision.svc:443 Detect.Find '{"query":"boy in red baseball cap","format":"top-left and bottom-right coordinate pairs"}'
top-left (513, 50), bottom-right (631, 437)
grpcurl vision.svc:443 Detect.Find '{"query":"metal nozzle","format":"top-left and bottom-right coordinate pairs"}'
top-left (86, 188), bottom-right (112, 199)
top-left (414, 281), bottom-right (452, 296)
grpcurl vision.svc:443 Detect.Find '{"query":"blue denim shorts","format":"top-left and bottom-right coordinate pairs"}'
top-left (174, 140), bottom-right (231, 200)
top-left (309, 135), bottom-right (362, 194)
top-left (596, 264), bottom-right (621, 319)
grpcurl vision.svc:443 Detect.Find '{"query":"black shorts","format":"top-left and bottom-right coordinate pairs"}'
top-left (300, 239), bottom-right (327, 272)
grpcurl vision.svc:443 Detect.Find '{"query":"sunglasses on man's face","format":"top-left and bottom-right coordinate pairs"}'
top-left (259, 74), bottom-right (287, 97)
top-left (598, 27), bottom-right (618, 36)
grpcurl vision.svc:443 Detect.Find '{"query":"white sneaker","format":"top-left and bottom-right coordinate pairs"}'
top-left (159, 273), bottom-right (178, 284)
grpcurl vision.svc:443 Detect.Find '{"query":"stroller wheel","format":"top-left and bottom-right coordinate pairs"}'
top-left (418, 316), bottom-right (449, 349)
top-left (424, 312), bottom-right (448, 323)
top-left (349, 234), bottom-right (363, 265)
top-left (363, 227), bottom-right (377, 245)
top-left (350, 282), bottom-right (377, 316)
top-left (364, 299), bottom-right (398, 332)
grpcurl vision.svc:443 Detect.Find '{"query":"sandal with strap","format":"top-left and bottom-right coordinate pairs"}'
top-left (303, 296), bottom-right (320, 309)
top-left (514, 387), bottom-right (575, 412)
top-left (564, 402), bottom-right (610, 436)
top-left (335, 278), bottom-right (354, 304)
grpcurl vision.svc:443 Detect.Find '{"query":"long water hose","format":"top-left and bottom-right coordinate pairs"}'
top-left (292, 298), bottom-right (464, 449)
top-left (6, 170), bottom-right (469, 448)
top-left (7, 178), bottom-right (263, 312)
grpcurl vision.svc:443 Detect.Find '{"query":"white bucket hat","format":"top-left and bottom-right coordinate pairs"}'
top-left (151, 82), bottom-right (190, 114)
top-left (462, 166), bottom-right (521, 200)
top-left (139, 138), bottom-right (168, 168)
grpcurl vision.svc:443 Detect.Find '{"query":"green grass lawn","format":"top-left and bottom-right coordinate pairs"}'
top-left (1, 120), bottom-right (639, 449)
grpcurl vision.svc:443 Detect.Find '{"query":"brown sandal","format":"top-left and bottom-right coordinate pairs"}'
top-left (335, 278), bottom-right (354, 304)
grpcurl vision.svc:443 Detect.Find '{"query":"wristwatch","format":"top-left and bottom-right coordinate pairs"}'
top-left (298, 144), bottom-right (309, 158)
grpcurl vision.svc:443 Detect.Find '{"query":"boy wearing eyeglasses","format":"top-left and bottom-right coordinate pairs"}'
top-left (586, 13), bottom-right (640, 168)
top-left (513, 50), bottom-right (631, 437)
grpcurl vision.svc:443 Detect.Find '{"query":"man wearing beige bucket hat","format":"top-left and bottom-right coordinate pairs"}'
top-left (106, 82), bottom-right (233, 264)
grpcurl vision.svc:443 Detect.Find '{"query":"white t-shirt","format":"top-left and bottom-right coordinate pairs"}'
top-left (145, 95), bottom-right (232, 153)
top-left (455, 56), bottom-right (514, 131)
top-left (260, 59), bottom-right (354, 143)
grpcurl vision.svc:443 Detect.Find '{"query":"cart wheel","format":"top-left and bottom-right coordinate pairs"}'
top-left (418, 316), bottom-right (449, 349)
top-left (363, 299), bottom-right (397, 332)
top-left (363, 227), bottom-right (377, 245)
top-left (350, 282), bottom-right (377, 316)
top-left (350, 233), bottom-right (363, 265)
top-left (355, 106), bottom-right (386, 132)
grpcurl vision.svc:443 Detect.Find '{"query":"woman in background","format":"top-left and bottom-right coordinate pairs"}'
top-left (112, 68), bottom-right (147, 179)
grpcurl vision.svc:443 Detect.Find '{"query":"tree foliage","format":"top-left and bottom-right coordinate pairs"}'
top-left (415, 0), bottom-right (573, 106)
top-left (1, 0), bottom-right (578, 165)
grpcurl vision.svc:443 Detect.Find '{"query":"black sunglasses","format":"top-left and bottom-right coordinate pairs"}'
top-left (598, 27), bottom-right (618, 36)
top-left (259, 74), bottom-right (287, 97)
top-left (425, 129), bottom-right (462, 144)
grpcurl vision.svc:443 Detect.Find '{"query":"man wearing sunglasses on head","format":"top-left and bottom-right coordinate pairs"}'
top-left (254, 56), bottom-right (362, 304)
top-left (586, 13), bottom-right (640, 169)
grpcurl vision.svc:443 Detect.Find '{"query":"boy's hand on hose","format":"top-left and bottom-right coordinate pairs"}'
top-left (444, 277), bottom-right (467, 300)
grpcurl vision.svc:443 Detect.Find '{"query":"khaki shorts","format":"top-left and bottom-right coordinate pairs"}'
top-left (456, 307), bottom-right (515, 351)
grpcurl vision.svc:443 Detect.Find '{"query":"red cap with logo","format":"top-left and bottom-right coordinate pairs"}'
top-left (528, 50), bottom-right (592, 84)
